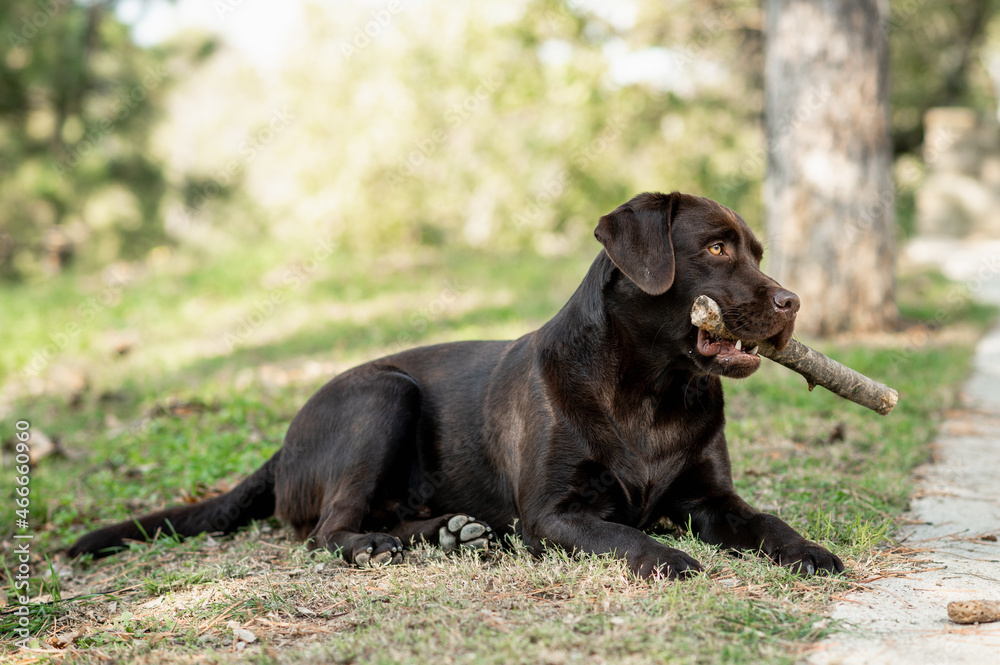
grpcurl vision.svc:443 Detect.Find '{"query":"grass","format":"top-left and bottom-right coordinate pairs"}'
top-left (0, 239), bottom-right (993, 663)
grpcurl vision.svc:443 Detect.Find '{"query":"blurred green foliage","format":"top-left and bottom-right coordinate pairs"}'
top-left (3, 0), bottom-right (1000, 281)
top-left (0, 0), bottom-right (212, 281)
top-left (889, 0), bottom-right (1000, 155)
top-left (164, 0), bottom-right (770, 256)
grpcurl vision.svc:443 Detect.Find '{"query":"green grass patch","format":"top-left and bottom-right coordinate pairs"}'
top-left (0, 245), bottom-right (992, 663)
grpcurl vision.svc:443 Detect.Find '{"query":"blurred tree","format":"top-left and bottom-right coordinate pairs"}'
top-left (0, 0), bottom-right (188, 281)
top-left (890, 0), bottom-right (999, 156)
top-left (763, 0), bottom-right (896, 336)
top-left (181, 0), bottom-right (770, 256)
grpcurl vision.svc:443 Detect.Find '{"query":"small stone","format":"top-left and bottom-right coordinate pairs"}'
top-left (232, 625), bottom-right (257, 643)
top-left (28, 429), bottom-right (57, 464)
top-left (47, 630), bottom-right (79, 648)
top-left (948, 600), bottom-right (1000, 624)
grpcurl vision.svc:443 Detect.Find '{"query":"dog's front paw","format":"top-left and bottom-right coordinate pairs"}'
top-left (630, 547), bottom-right (703, 580)
top-left (438, 514), bottom-right (496, 552)
top-left (775, 540), bottom-right (844, 576)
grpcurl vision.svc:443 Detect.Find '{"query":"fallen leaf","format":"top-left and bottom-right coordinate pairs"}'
top-left (227, 620), bottom-right (257, 643)
top-left (47, 630), bottom-right (79, 648)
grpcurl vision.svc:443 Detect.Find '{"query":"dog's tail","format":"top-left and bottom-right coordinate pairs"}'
top-left (67, 450), bottom-right (280, 559)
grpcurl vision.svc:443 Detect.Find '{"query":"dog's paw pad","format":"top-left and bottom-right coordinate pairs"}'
top-left (439, 515), bottom-right (495, 553)
top-left (460, 522), bottom-right (486, 540)
top-left (447, 515), bottom-right (470, 532)
top-left (353, 534), bottom-right (404, 567)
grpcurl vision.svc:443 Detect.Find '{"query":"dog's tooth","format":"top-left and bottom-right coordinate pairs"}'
top-left (735, 339), bottom-right (742, 351)
top-left (750, 345), bottom-right (759, 355)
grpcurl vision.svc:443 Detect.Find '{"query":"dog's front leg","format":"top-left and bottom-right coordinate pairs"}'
top-left (681, 493), bottom-right (844, 575)
top-left (666, 440), bottom-right (844, 575)
top-left (522, 510), bottom-right (703, 579)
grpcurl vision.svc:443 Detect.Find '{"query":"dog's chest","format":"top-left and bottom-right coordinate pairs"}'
top-left (605, 406), bottom-right (718, 524)
top-left (615, 460), bottom-right (679, 525)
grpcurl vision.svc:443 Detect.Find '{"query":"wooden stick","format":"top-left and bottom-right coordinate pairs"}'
top-left (690, 295), bottom-right (899, 415)
top-left (948, 600), bottom-right (1000, 624)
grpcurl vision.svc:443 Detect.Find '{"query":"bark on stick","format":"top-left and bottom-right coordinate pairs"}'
top-left (947, 600), bottom-right (1000, 624)
top-left (690, 295), bottom-right (899, 415)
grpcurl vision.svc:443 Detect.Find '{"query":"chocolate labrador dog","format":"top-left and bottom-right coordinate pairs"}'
top-left (69, 192), bottom-right (844, 578)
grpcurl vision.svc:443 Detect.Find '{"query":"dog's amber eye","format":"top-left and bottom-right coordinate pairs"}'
top-left (709, 243), bottom-right (724, 256)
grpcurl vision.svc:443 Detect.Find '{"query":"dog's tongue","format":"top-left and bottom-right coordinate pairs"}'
top-left (697, 328), bottom-right (736, 357)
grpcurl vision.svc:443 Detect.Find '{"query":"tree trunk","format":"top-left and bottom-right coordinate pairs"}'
top-left (763, 0), bottom-right (895, 335)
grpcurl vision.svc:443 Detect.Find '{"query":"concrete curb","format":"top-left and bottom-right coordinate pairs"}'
top-left (808, 240), bottom-right (1000, 664)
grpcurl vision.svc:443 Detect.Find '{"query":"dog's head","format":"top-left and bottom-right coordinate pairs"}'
top-left (594, 192), bottom-right (798, 379)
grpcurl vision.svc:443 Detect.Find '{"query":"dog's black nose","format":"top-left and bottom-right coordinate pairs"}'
top-left (773, 289), bottom-right (800, 315)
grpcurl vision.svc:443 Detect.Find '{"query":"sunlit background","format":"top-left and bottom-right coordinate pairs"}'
top-left (0, 2), bottom-right (811, 276)
top-left (3, 0), bottom-right (1000, 385)
top-left (5, 0), bottom-right (997, 277)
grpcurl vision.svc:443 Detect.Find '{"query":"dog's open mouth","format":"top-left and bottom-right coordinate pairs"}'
top-left (696, 328), bottom-right (761, 368)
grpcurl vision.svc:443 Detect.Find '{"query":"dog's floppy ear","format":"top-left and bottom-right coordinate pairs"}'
top-left (594, 192), bottom-right (678, 296)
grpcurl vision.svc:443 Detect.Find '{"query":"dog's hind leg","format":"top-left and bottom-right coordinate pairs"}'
top-left (276, 367), bottom-right (422, 566)
top-left (310, 492), bottom-right (407, 566)
top-left (388, 514), bottom-right (496, 552)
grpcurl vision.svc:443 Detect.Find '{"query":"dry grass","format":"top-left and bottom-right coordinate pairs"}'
top-left (1, 251), bottom-right (991, 664)
top-left (7, 522), bottom-right (873, 665)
